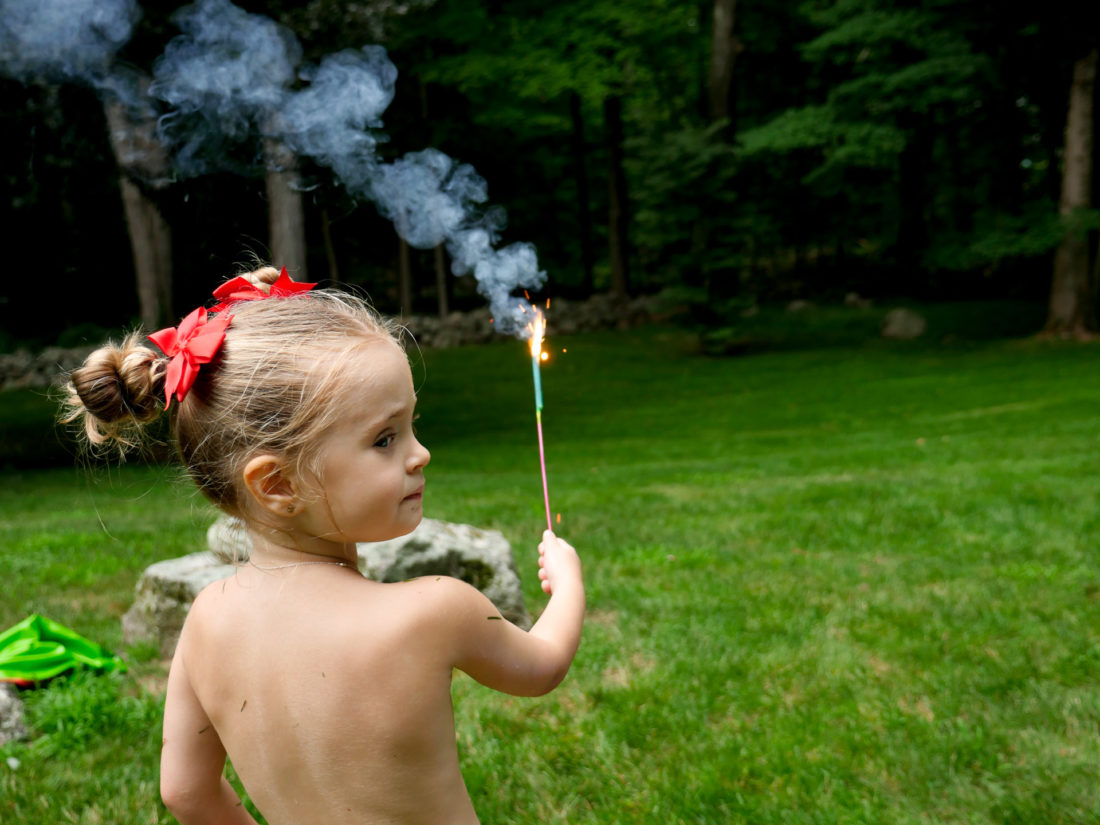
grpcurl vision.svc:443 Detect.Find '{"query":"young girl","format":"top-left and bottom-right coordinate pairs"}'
top-left (64, 266), bottom-right (585, 825)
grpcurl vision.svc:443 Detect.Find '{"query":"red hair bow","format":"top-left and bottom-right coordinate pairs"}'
top-left (209, 267), bottom-right (316, 313)
top-left (148, 307), bottom-right (233, 408)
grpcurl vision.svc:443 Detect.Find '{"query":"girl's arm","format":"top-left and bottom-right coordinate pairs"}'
top-left (161, 638), bottom-right (259, 825)
top-left (446, 530), bottom-right (585, 697)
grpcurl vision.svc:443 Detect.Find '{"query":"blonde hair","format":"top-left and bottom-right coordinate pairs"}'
top-left (63, 267), bottom-right (405, 518)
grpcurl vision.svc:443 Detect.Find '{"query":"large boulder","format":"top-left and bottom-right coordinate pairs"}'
top-left (357, 519), bottom-right (529, 628)
top-left (882, 307), bottom-right (927, 340)
top-left (0, 684), bottom-right (28, 746)
top-left (123, 517), bottom-right (531, 657)
top-left (121, 551), bottom-right (239, 658)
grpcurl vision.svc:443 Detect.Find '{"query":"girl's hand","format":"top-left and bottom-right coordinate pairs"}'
top-left (537, 530), bottom-right (581, 595)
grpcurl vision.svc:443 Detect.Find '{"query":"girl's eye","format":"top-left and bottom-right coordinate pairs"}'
top-left (374, 434), bottom-right (395, 449)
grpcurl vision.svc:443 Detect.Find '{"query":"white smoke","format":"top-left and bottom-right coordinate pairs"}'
top-left (0, 0), bottom-right (138, 86)
top-left (3, 0), bottom-right (546, 333)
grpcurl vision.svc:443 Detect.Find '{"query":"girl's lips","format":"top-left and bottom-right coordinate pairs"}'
top-left (403, 487), bottom-right (424, 501)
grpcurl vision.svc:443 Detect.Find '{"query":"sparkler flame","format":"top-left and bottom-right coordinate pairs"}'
top-left (526, 307), bottom-right (546, 360)
top-left (521, 300), bottom-right (553, 530)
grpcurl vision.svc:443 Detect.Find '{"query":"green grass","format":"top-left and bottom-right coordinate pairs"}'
top-left (3, 318), bottom-right (1100, 824)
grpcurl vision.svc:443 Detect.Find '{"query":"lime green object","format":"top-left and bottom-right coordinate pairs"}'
top-left (0, 614), bottom-right (126, 685)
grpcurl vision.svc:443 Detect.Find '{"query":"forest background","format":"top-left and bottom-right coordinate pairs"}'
top-left (1, 0), bottom-right (1099, 349)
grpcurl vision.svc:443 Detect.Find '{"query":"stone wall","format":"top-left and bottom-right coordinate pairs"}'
top-left (0, 345), bottom-right (96, 392)
top-left (0, 293), bottom-right (657, 391)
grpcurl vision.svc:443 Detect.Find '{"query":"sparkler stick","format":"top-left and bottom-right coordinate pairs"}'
top-left (527, 307), bottom-right (553, 532)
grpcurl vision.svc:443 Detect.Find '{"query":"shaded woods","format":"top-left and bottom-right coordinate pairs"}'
top-left (1, 0), bottom-right (1098, 348)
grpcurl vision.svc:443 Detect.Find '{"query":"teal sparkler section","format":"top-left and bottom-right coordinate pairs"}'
top-left (531, 355), bottom-right (544, 410)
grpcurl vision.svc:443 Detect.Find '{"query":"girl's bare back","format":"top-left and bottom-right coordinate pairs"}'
top-left (166, 566), bottom-right (481, 825)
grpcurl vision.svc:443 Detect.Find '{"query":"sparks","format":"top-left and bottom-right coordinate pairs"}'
top-left (526, 306), bottom-right (545, 362)
top-left (525, 304), bottom-right (552, 531)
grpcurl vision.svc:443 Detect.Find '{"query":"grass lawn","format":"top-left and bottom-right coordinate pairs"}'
top-left (2, 315), bottom-right (1099, 824)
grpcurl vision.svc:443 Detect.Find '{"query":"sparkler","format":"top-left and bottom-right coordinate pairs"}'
top-left (525, 304), bottom-right (553, 532)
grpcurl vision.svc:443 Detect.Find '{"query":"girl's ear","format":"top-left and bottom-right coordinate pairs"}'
top-left (242, 454), bottom-right (298, 516)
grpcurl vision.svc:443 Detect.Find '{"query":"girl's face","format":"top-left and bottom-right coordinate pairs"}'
top-left (298, 342), bottom-right (430, 545)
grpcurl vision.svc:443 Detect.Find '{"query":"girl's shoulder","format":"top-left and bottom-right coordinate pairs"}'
top-left (386, 575), bottom-right (498, 629)
top-left (389, 574), bottom-right (490, 609)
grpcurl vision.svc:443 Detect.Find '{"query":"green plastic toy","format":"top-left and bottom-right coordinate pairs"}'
top-left (0, 614), bottom-right (126, 686)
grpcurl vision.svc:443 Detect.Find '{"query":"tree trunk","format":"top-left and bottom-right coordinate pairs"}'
top-left (697, 0), bottom-right (743, 298)
top-left (398, 232), bottom-right (413, 316)
top-left (1047, 48), bottom-right (1098, 336)
top-left (418, 74), bottom-right (450, 318)
top-left (604, 95), bottom-right (631, 299)
top-left (569, 92), bottom-right (595, 293)
top-left (102, 96), bottom-right (173, 330)
top-left (264, 136), bottom-right (308, 279)
top-left (434, 244), bottom-right (449, 318)
top-left (320, 207), bottom-right (340, 283)
top-left (708, 0), bottom-right (741, 130)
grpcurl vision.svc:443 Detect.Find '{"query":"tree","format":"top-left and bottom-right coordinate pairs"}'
top-left (736, 1), bottom-right (998, 291)
top-left (708, 0), bottom-right (741, 127)
top-left (1046, 48), bottom-right (1097, 335)
top-left (604, 95), bottom-right (631, 298)
top-left (569, 91), bottom-right (596, 292)
top-left (264, 135), bottom-right (308, 279)
top-left (103, 85), bottom-right (174, 330)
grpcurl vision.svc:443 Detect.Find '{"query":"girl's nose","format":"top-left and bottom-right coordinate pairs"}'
top-left (408, 438), bottom-right (430, 471)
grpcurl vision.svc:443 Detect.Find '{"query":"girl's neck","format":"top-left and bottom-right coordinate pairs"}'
top-left (247, 525), bottom-right (358, 568)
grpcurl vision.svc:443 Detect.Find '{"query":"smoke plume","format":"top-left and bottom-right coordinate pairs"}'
top-left (1, 0), bottom-right (546, 333)
top-left (0, 0), bottom-right (138, 87)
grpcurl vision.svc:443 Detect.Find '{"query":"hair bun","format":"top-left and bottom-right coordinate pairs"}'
top-left (238, 265), bottom-right (282, 293)
top-left (63, 334), bottom-right (166, 449)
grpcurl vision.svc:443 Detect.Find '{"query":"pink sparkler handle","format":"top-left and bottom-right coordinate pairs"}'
top-left (536, 409), bottom-right (552, 532)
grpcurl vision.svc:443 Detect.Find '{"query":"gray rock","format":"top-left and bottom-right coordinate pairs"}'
top-left (121, 551), bottom-right (238, 658)
top-left (0, 684), bottom-right (28, 746)
top-left (359, 519), bottom-right (529, 629)
top-left (207, 517), bottom-right (251, 565)
top-left (882, 307), bottom-right (927, 339)
top-left (125, 516), bottom-right (531, 657)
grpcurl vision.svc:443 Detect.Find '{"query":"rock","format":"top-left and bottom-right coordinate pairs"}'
top-left (207, 517), bottom-right (251, 565)
top-left (882, 308), bottom-right (927, 339)
top-left (844, 292), bottom-right (872, 309)
top-left (125, 516), bottom-right (531, 657)
top-left (0, 684), bottom-right (28, 746)
top-left (121, 551), bottom-right (239, 658)
top-left (359, 519), bottom-right (529, 629)
top-left (786, 299), bottom-right (813, 313)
